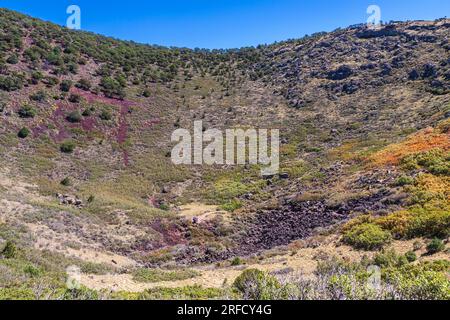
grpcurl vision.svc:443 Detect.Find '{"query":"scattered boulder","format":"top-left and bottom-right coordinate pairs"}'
top-left (327, 65), bottom-right (353, 80)
top-left (408, 69), bottom-right (420, 80)
top-left (279, 173), bottom-right (290, 179)
top-left (430, 80), bottom-right (443, 88)
top-left (355, 26), bottom-right (400, 39)
top-left (56, 194), bottom-right (83, 207)
top-left (342, 80), bottom-right (360, 94)
top-left (380, 63), bottom-right (392, 76)
top-left (445, 72), bottom-right (450, 81)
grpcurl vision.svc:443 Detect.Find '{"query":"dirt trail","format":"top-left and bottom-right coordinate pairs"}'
top-left (177, 202), bottom-right (230, 223)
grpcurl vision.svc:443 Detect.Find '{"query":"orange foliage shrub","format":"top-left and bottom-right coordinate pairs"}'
top-left (368, 128), bottom-right (449, 166)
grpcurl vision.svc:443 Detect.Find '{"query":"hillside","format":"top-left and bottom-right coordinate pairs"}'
top-left (0, 8), bottom-right (449, 300)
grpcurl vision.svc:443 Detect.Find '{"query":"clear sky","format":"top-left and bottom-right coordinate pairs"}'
top-left (1, 0), bottom-right (449, 49)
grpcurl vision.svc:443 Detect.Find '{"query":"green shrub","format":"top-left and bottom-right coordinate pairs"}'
top-left (373, 203), bottom-right (449, 239)
top-left (384, 264), bottom-right (450, 300)
top-left (60, 80), bottom-right (72, 92)
top-left (29, 90), bottom-right (46, 102)
top-left (6, 54), bottom-right (19, 64)
top-left (159, 203), bottom-right (170, 211)
top-left (68, 94), bottom-right (81, 103)
top-left (100, 76), bottom-right (125, 99)
top-left (17, 127), bottom-right (30, 139)
top-left (62, 287), bottom-right (99, 300)
top-left (0, 288), bottom-right (35, 300)
top-left (23, 265), bottom-right (41, 278)
top-left (80, 262), bottom-right (114, 275)
top-left (30, 71), bottom-right (43, 84)
top-left (143, 89), bottom-right (151, 97)
top-left (46, 51), bottom-right (63, 66)
top-left (132, 268), bottom-right (199, 283)
top-left (343, 223), bottom-right (392, 250)
top-left (402, 150), bottom-right (450, 176)
top-left (60, 177), bottom-right (71, 186)
top-left (233, 269), bottom-right (282, 300)
top-left (405, 251), bottom-right (417, 263)
top-left (0, 74), bottom-right (23, 91)
top-left (82, 108), bottom-right (93, 117)
top-left (99, 110), bottom-right (112, 121)
top-left (426, 238), bottom-right (445, 255)
top-left (76, 78), bottom-right (91, 91)
top-left (60, 141), bottom-right (76, 153)
top-left (18, 105), bottom-right (36, 118)
top-left (137, 286), bottom-right (225, 300)
top-left (66, 110), bottom-right (82, 123)
top-left (2, 241), bottom-right (17, 258)
top-left (231, 257), bottom-right (243, 266)
top-left (395, 176), bottom-right (415, 186)
top-left (372, 250), bottom-right (408, 268)
top-left (44, 76), bottom-right (59, 87)
top-left (221, 199), bottom-right (243, 212)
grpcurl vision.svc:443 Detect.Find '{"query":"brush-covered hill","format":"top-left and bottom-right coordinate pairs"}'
top-left (0, 8), bottom-right (449, 299)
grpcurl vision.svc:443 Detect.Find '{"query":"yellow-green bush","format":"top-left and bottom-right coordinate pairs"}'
top-left (233, 269), bottom-right (283, 300)
top-left (401, 149), bottom-right (450, 176)
top-left (383, 263), bottom-right (450, 300)
top-left (376, 203), bottom-right (450, 239)
top-left (343, 223), bottom-right (392, 250)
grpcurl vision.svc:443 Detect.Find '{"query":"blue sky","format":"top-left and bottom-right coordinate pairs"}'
top-left (1, 0), bottom-right (449, 48)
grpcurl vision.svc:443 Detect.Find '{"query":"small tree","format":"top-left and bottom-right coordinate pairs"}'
top-left (18, 127), bottom-right (30, 139)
